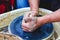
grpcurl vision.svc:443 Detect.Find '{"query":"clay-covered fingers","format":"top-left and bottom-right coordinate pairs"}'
top-left (22, 20), bottom-right (30, 32)
top-left (23, 12), bottom-right (32, 22)
top-left (22, 26), bottom-right (29, 32)
top-left (22, 17), bottom-right (37, 32)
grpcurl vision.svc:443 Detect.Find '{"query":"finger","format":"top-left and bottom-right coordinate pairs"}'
top-left (23, 17), bottom-right (31, 23)
top-left (23, 12), bottom-right (32, 20)
top-left (23, 28), bottom-right (28, 32)
top-left (24, 16), bottom-right (37, 22)
top-left (24, 17), bottom-right (32, 23)
top-left (22, 22), bottom-right (30, 29)
top-left (22, 25), bottom-right (30, 30)
top-left (23, 28), bottom-right (32, 32)
top-left (22, 23), bottom-right (32, 32)
top-left (22, 26), bottom-right (29, 32)
top-left (22, 25), bottom-right (34, 32)
top-left (23, 17), bottom-right (32, 23)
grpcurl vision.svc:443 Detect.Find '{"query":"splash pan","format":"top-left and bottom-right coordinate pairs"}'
top-left (9, 15), bottom-right (53, 40)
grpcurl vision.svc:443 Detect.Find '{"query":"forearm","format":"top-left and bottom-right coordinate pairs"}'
top-left (29, 0), bottom-right (39, 11)
top-left (38, 9), bottom-right (60, 25)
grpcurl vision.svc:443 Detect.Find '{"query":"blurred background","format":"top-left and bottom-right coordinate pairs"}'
top-left (0, 0), bottom-right (60, 14)
top-left (0, 0), bottom-right (53, 14)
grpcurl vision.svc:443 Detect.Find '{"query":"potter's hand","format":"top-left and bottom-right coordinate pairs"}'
top-left (22, 16), bottom-right (44, 32)
top-left (22, 17), bottom-right (37, 32)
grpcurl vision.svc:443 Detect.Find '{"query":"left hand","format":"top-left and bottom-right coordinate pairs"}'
top-left (23, 10), bottom-right (38, 22)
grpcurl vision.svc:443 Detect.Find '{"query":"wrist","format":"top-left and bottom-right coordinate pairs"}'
top-left (37, 15), bottom-right (50, 26)
top-left (41, 15), bottom-right (51, 24)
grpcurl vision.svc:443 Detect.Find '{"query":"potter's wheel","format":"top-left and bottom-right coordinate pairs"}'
top-left (8, 15), bottom-right (53, 40)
